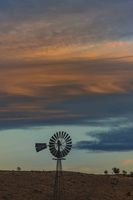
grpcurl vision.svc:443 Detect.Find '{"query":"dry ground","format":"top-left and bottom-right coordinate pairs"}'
top-left (0, 171), bottom-right (132, 200)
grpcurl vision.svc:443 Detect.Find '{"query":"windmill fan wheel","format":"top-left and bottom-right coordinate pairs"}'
top-left (49, 131), bottom-right (72, 158)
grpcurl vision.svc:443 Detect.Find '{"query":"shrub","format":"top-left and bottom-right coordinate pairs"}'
top-left (17, 167), bottom-right (21, 171)
top-left (104, 170), bottom-right (108, 175)
top-left (122, 170), bottom-right (127, 176)
top-left (112, 167), bottom-right (120, 175)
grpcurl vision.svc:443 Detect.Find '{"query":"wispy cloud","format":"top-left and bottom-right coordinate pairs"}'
top-left (0, 57), bottom-right (132, 129)
top-left (0, 0), bottom-right (133, 62)
top-left (0, 0), bottom-right (133, 129)
top-left (0, 59), bottom-right (133, 96)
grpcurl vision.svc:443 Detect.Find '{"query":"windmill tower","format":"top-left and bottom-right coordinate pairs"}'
top-left (35, 131), bottom-right (72, 200)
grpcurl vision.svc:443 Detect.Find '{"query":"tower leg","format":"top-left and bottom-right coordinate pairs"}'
top-left (53, 159), bottom-right (64, 200)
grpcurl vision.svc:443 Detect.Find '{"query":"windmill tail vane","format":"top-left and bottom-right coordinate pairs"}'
top-left (35, 143), bottom-right (47, 152)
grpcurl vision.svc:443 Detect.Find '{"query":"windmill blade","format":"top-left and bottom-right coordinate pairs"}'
top-left (62, 131), bottom-right (66, 138)
top-left (65, 144), bottom-right (72, 148)
top-left (49, 141), bottom-right (55, 145)
top-left (49, 139), bottom-right (56, 144)
top-left (65, 146), bottom-right (72, 151)
top-left (64, 133), bottom-right (69, 139)
top-left (65, 146), bottom-right (71, 151)
top-left (50, 137), bottom-right (56, 142)
top-left (54, 133), bottom-right (58, 139)
top-left (52, 135), bottom-right (56, 141)
top-left (61, 131), bottom-right (65, 138)
top-left (66, 135), bottom-right (71, 140)
top-left (62, 148), bottom-right (69, 156)
top-left (62, 150), bottom-right (66, 157)
top-left (50, 148), bottom-right (57, 156)
top-left (56, 132), bottom-right (59, 138)
top-left (59, 131), bottom-right (62, 137)
top-left (66, 140), bottom-right (72, 144)
top-left (35, 143), bottom-right (47, 152)
top-left (49, 143), bottom-right (58, 155)
top-left (49, 144), bottom-right (55, 149)
top-left (62, 149), bottom-right (68, 157)
top-left (66, 140), bottom-right (72, 145)
top-left (66, 138), bottom-right (72, 143)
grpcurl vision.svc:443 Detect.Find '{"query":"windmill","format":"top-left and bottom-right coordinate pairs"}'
top-left (35, 131), bottom-right (72, 200)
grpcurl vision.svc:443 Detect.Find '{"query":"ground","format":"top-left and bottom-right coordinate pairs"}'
top-left (0, 171), bottom-right (132, 200)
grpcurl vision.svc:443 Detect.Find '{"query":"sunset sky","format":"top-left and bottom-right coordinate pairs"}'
top-left (0, 0), bottom-right (133, 173)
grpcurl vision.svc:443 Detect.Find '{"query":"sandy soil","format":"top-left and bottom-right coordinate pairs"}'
top-left (0, 171), bottom-right (132, 200)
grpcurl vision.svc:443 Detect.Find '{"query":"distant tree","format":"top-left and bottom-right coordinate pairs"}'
top-left (122, 170), bottom-right (127, 176)
top-left (130, 171), bottom-right (133, 177)
top-left (112, 167), bottom-right (120, 175)
top-left (104, 170), bottom-right (108, 175)
top-left (17, 167), bottom-right (21, 171)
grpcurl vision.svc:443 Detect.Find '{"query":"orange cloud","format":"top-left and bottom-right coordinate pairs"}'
top-left (121, 159), bottom-right (133, 166)
top-left (108, 41), bottom-right (130, 48)
top-left (1, 18), bottom-right (133, 63)
top-left (6, 40), bottom-right (133, 62)
top-left (0, 19), bottom-right (133, 98)
top-left (0, 58), bottom-right (132, 99)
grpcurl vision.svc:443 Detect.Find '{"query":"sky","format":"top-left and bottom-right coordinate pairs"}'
top-left (0, 0), bottom-right (133, 173)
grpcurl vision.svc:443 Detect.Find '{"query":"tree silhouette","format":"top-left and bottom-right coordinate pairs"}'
top-left (112, 167), bottom-right (120, 175)
top-left (122, 170), bottom-right (127, 176)
top-left (130, 171), bottom-right (133, 177)
top-left (104, 170), bottom-right (108, 175)
top-left (17, 167), bottom-right (21, 171)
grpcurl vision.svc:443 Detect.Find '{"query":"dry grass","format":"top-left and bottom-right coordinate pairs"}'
top-left (0, 171), bottom-right (132, 200)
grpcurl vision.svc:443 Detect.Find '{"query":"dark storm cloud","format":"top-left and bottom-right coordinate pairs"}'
top-left (51, 92), bottom-right (133, 119)
top-left (75, 126), bottom-right (133, 152)
top-left (0, 88), bottom-right (132, 129)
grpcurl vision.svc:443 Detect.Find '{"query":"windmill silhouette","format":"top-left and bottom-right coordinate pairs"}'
top-left (35, 131), bottom-right (72, 200)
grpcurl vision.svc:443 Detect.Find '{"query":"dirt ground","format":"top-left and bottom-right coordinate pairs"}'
top-left (0, 171), bottom-right (132, 200)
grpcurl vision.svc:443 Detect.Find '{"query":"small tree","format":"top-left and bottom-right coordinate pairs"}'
top-left (17, 167), bottom-right (21, 171)
top-left (130, 171), bottom-right (133, 177)
top-left (122, 170), bottom-right (127, 176)
top-left (104, 170), bottom-right (108, 175)
top-left (112, 167), bottom-right (120, 175)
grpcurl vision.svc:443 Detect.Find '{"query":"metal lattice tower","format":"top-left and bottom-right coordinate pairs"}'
top-left (35, 131), bottom-right (72, 200)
